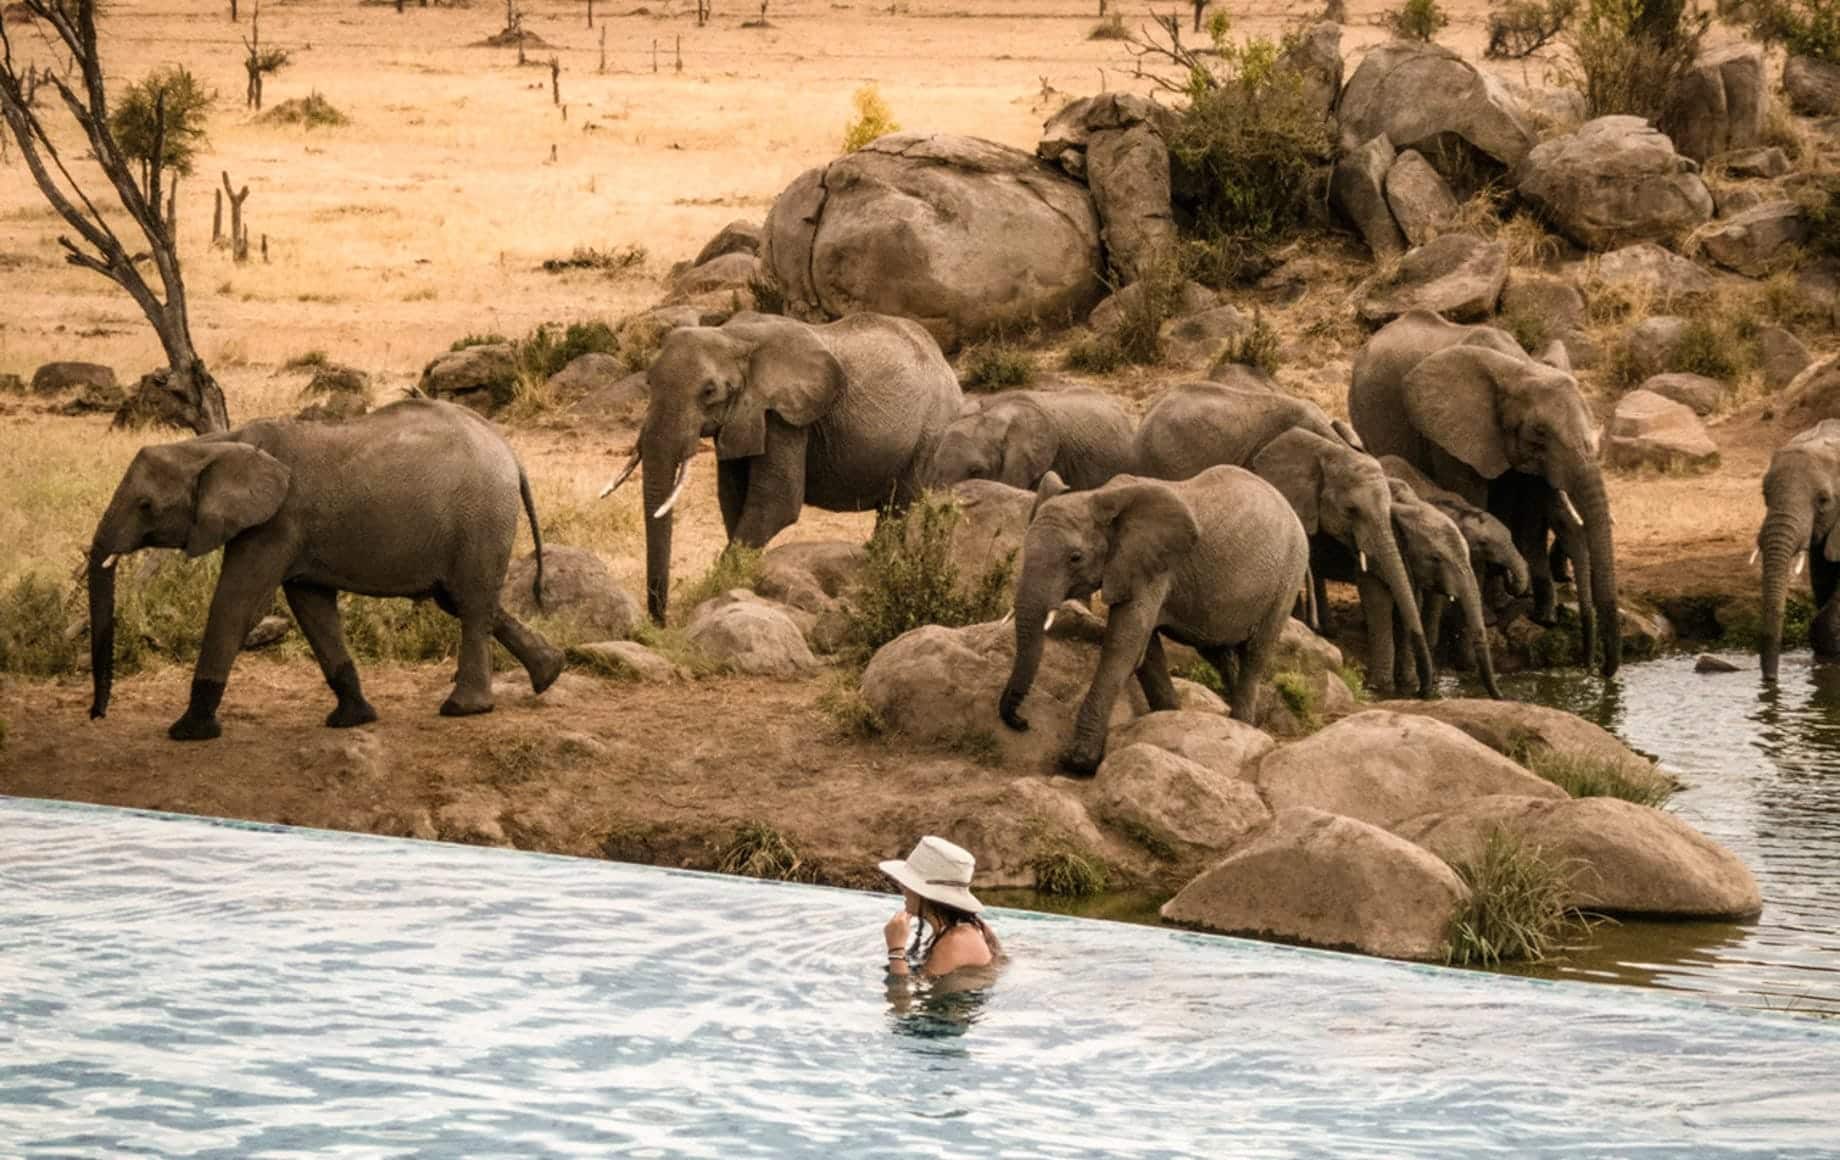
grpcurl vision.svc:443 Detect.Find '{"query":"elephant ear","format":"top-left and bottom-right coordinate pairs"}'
top-left (719, 326), bottom-right (846, 460)
top-left (1826, 524), bottom-right (1840, 564)
top-left (185, 444), bottom-right (291, 558)
top-left (1250, 429), bottom-right (1328, 534)
top-left (1330, 418), bottom-right (1366, 452)
top-left (1030, 470), bottom-right (1069, 520)
top-left (1091, 481), bottom-right (1199, 607)
top-left (997, 411), bottom-right (1056, 490)
top-left (1402, 346), bottom-right (1515, 480)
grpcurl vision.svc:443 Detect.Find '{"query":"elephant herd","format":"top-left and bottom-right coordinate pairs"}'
top-left (81, 306), bottom-right (1840, 762)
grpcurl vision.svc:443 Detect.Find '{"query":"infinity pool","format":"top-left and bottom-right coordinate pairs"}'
top-left (4, 797), bottom-right (1839, 1157)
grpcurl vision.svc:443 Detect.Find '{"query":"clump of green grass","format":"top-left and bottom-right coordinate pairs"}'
top-left (943, 726), bottom-right (1004, 767)
top-left (282, 349), bottom-right (330, 371)
top-left (1674, 316), bottom-right (1750, 382)
top-left (1030, 839), bottom-right (1109, 897)
top-left (480, 736), bottom-right (548, 786)
top-left (675, 544), bottom-right (763, 618)
top-left (517, 319), bottom-right (620, 380)
top-left (540, 244), bottom-right (647, 275)
top-left (1382, 0), bottom-right (1450, 40)
top-left (717, 821), bottom-right (812, 881)
top-left (1523, 749), bottom-right (1674, 806)
top-left (1501, 309), bottom-right (1550, 358)
top-left (111, 554), bottom-right (224, 674)
top-left (617, 316), bottom-right (667, 373)
top-left (341, 595), bottom-right (461, 662)
top-left (959, 340), bottom-right (1037, 391)
top-left (1718, 593), bottom-right (1815, 650)
top-left (1444, 829), bottom-right (1589, 966)
top-left (1088, 13), bottom-right (1129, 39)
top-left (0, 572), bottom-right (79, 677)
top-left (630, 622), bottom-right (721, 679)
top-left (1062, 330), bottom-right (1128, 374)
top-left (1336, 662), bottom-right (1369, 702)
top-left (1174, 658), bottom-right (1226, 697)
top-left (451, 332), bottom-right (509, 352)
top-left (841, 83), bottom-right (899, 152)
top-left (844, 492), bottom-right (1014, 657)
top-left (1216, 308), bottom-right (1282, 375)
top-left (258, 91), bottom-right (348, 128)
top-left (1105, 812), bottom-right (1180, 862)
top-left (1270, 669), bottom-right (1320, 731)
top-left (817, 674), bottom-right (884, 738)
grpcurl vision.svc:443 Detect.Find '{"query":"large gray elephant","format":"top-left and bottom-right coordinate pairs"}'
top-left (1135, 382), bottom-right (1434, 696)
top-left (87, 399), bottom-right (563, 741)
top-left (924, 388), bottom-right (1134, 492)
top-left (602, 313), bottom-right (962, 624)
top-left (998, 467), bottom-right (1310, 774)
top-left (1381, 455), bottom-right (1531, 601)
top-left (1350, 309), bottom-right (1621, 677)
top-left (1759, 419), bottom-right (1840, 680)
top-left (1386, 479), bottom-right (1503, 699)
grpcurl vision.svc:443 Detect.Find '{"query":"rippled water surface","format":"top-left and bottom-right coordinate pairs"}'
top-left (5, 797), bottom-right (1840, 1157)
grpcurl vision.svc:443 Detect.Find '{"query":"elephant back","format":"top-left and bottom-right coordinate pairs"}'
top-left (1136, 382), bottom-right (1337, 482)
top-left (1349, 310), bottom-right (1525, 466)
top-left (805, 314), bottom-right (963, 504)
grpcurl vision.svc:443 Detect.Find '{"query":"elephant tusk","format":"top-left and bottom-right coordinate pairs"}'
top-left (1559, 489), bottom-right (1584, 527)
top-left (652, 461), bottom-right (691, 520)
top-left (98, 554), bottom-right (117, 570)
top-left (1044, 611), bottom-right (1057, 632)
top-left (1358, 550), bottom-right (1368, 573)
top-left (1795, 550), bottom-right (1807, 577)
top-left (1000, 609), bottom-right (1014, 625)
top-left (598, 450), bottom-right (642, 499)
top-left (1749, 547), bottom-right (1760, 567)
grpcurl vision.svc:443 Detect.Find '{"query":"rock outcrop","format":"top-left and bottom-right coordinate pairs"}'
top-left (1358, 233), bottom-right (1507, 324)
top-left (1337, 40), bottom-right (1536, 182)
top-left (1661, 43), bottom-right (1765, 164)
top-left (1092, 743), bottom-right (1270, 852)
top-left (501, 546), bottom-right (641, 640)
top-left (1696, 201), bottom-right (1807, 278)
top-left (686, 590), bottom-right (820, 676)
top-left (1515, 117), bottom-right (1713, 251)
top-left (1606, 389), bottom-right (1721, 473)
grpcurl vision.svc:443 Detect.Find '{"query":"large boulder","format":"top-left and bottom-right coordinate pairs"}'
top-left (670, 251), bottom-right (762, 300)
top-left (685, 590), bottom-right (819, 676)
top-left (927, 776), bottom-right (1113, 889)
top-left (1384, 148), bottom-right (1460, 247)
top-left (1089, 279), bottom-right (1217, 332)
top-left (1398, 795), bottom-right (1762, 918)
top-left (501, 546), bottom-right (640, 639)
top-left (1092, 743), bottom-right (1270, 853)
top-left (1337, 40), bottom-right (1536, 183)
top-left (1085, 121), bottom-right (1176, 282)
top-left (1254, 709), bottom-right (1566, 830)
top-left (1161, 806), bottom-right (1471, 961)
top-left (1038, 92), bottom-right (1174, 171)
top-left (1364, 697), bottom-right (1665, 792)
top-left (1357, 232), bottom-right (1507, 324)
top-left (548, 352), bottom-right (629, 400)
top-left (1641, 372), bottom-right (1729, 416)
top-left (1661, 43), bottom-right (1765, 164)
top-left (694, 220), bottom-right (763, 266)
top-left (934, 479), bottom-right (1032, 601)
top-left (755, 540), bottom-right (866, 614)
top-left (1606, 389), bottom-right (1721, 472)
top-left (763, 133), bottom-right (1104, 350)
top-left (1784, 53), bottom-right (1840, 116)
top-left (1281, 20), bottom-right (1344, 122)
top-left (1331, 133), bottom-right (1406, 260)
top-left (1759, 324), bottom-right (1813, 391)
top-left (31, 360), bottom-right (115, 395)
top-left (860, 619), bottom-right (1147, 773)
top-left (1779, 354), bottom-right (1840, 426)
top-left (420, 343), bottom-right (517, 414)
top-left (1696, 200), bottom-right (1807, 277)
top-left (1621, 315), bottom-right (1687, 383)
top-left (1104, 709), bottom-right (1275, 781)
top-left (1590, 243), bottom-right (1716, 303)
top-left (1515, 117), bottom-right (1714, 251)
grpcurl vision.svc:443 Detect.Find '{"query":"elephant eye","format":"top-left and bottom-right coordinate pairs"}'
top-left (1069, 550), bottom-right (1085, 564)
top-left (700, 381), bottom-right (721, 404)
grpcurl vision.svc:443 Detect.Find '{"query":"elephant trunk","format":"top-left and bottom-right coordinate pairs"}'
top-left (87, 550), bottom-right (117, 719)
top-left (1364, 523), bottom-right (1435, 696)
top-left (1000, 555), bottom-right (1058, 730)
top-left (1454, 563), bottom-right (1502, 700)
top-left (642, 436), bottom-right (684, 625)
top-left (1759, 503), bottom-right (1811, 682)
top-left (1564, 462), bottom-right (1620, 678)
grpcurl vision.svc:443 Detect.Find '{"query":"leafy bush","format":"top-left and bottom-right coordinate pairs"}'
top-left (1030, 841), bottom-right (1109, 897)
top-left (674, 544), bottom-right (763, 618)
top-left (451, 333), bottom-right (509, 351)
top-left (1270, 669), bottom-right (1321, 731)
top-left (111, 66), bottom-right (213, 177)
top-left (0, 572), bottom-right (78, 677)
top-left (1383, 0), bottom-right (1450, 40)
top-left (842, 83), bottom-right (899, 152)
top-left (960, 340), bottom-right (1037, 390)
top-left (1561, 0), bottom-right (1706, 120)
top-left (1444, 830), bottom-right (1588, 966)
top-left (717, 822), bottom-right (813, 881)
top-left (518, 319), bottom-right (619, 380)
top-left (1486, 0), bottom-right (1575, 57)
top-left (817, 674), bottom-right (885, 738)
top-left (341, 594), bottom-right (461, 662)
top-left (845, 492), bottom-right (1014, 656)
top-left (257, 92), bottom-right (347, 128)
top-left (1749, 0), bottom-right (1840, 64)
top-left (282, 349), bottom-right (329, 371)
top-left (1674, 317), bottom-right (1749, 382)
top-left (1216, 309), bottom-right (1282, 374)
top-left (1062, 331), bottom-right (1128, 374)
top-left (1174, 657), bottom-right (1226, 696)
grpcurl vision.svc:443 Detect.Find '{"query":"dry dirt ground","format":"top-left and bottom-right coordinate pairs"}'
top-left (0, 0), bottom-right (1805, 876)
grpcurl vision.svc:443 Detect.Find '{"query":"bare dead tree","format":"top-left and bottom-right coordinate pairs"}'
top-left (230, 0), bottom-right (238, 18)
top-left (0, 1), bottom-right (229, 433)
top-left (598, 24), bottom-right (606, 73)
top-left (242, 0), bottom-right (288, 112)
top-left (586, 0), bottom-right (593, 28)
top-left (674, 33), bottom-right (682, 73)
top-left (696, 0), bottom-right (710, 27)
top-left (1124, 14), bottom-right (1216, 95)
top-left (549, 55), bottom-right (559, 104)
top-left (1192, 0), bottom-right (1207, 32)
top-left (221, 170), bottom-right (249, 263)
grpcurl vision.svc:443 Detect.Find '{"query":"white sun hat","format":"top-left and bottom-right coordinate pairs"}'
top-left (880, 836), bottom-right (984, 914)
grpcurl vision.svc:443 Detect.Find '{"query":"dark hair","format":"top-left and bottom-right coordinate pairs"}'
top-left (910, 898), bottom-right (1002, 963)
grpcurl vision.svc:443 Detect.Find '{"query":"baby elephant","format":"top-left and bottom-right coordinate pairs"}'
top-left (998, 466), bottom-right (1310, 774)
top-left (925, 388), bottom-right (1135, 492)
top-left (87, 398), bottom-right (564, 741)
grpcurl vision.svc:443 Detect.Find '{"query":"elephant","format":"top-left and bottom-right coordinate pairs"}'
top-left (1350, 309), bottom-right (1621, 677)
top-left (87, 399), bottom-right (564, 741)
top-left (1385, 480), bottom-right (1504, 699)
top-left (998, 467), bottom-right (1310, 774)
top-left (923, 388), bottom-right (1135, 492)
top-left (1380, 455), bottom-right (1532, 601)
top-left (601, 313), bottom-right (963, 624)
top-left (1134, 382), bottom-right (1434, 696)
top-left (1758, 419), bottom-right (1840, 680)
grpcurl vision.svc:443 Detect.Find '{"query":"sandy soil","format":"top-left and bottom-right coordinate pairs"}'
top-left (0, 0), bottom-right (1809, 875)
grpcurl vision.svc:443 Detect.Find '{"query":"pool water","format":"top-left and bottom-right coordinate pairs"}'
top-left (4, 796), bottom-right (1839, 1157)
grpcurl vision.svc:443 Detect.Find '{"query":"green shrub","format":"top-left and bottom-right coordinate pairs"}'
top-left (111, 554), bottom-right (223, 674)
top-left (257, 92), bottom-right (347, 128)
top-left (1031, 842), bottom-right (1109, 897)
top-left (0, 572), bottom-right (78, 677)
top-left (341, 595), bottom-right (461, 663)
top-left (1383, 0), bottom-right (1450, 40)
top-left (1105, 812), bottom-right (1180, 861)
top-left (674, 544), bottom-right (763, 618)
top-left (282, 349), bottom-right (329, 371)
top-left (111, 66), bottom-right (213, 177)
top-left (1487, 0), bottom-right (1576, 58)
top-left (518, 319), bottom-right (619, 380)
top-left (1523, 749), bottom-right (1674, 805)
top-left (1501, 309), bottom-right (1550, 359)
top-left (844, 492), bottom-right (1014, 656)
top-left (1445, 829), bottom-right (1588, 966)
top-left (1174, 658), bottom-right (1226, 696)
top-left (842, 83), bottom-right (899, 152)
top-left (717, 822), bottom-right (812, 881)
top-left (451, 333), bottom-right (509, 351)
top-left (1749, 0), bottom-right (1840, 64)
top-left (1561, 0), bottom-right (1706, 120)
top-left (1215, 309), bottom-right (1282, 375)
top-left (1718, 593), bottom-right (1815, 650)
top-left (631, 622), bottom-right (721, 678)
top-left (1062, 331), bottom-right (1128, 374)
top-left (1162, 19), bottom-right (1333, 284)
top-left (540, 245), bottom-right (647, 274)
top-left (960, 340), bottom-right (1038, 390)
top-left (817, 674), bottom-right (884, 738)
top-left (1337, 662), bottom-right (1370, 702)
top-left (1271, 669), bottom-right (1320, 731)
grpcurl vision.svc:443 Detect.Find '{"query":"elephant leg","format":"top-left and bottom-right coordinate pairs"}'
top-left (1553, 513), bottom-right (1595, 667)
top-left (1813, 555), bottom-right (1840, 660)
top-left (1201, 644), bottom-right (1240, 701)
top-left (1391, 602), bottom-right (1413, 694)
top-left (1230, 601), bottom-right (1291, 724)
top-left (171, 540), bottom-right (288, 741)
top-left (440, 607), bottom-right (497, 717)
top-left (732, 421), bottom-right (809, 549)
top-left (284, 581), bottom-right (377, 729)
top-left (717, 457), bottom-right (749, 543)
top-left (493, 608), bottom-right (565, 694)
top-left (1515, 498), bottom-right (1556, 626)
top-left (1312, 571), bottom-right (1329, 632)
top-left (1135, 632), bottom-right (1179, 712)
top-left (1064, 599), bottom-right (1160, 775)
top-left (1357, 572), bottom-right (1398, 696)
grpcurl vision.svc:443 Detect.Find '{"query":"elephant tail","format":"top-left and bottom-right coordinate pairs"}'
top-left (520, 466), bottom-right (546, 612)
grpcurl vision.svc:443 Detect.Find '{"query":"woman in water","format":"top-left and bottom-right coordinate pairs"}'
top-left (880, 836), bottom-right (1001, 978)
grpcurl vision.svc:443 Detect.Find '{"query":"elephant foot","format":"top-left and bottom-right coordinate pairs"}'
top-left (168, 714), bottom-right (222, 742)
top-left (326, 699), bottom-right (379, 729)
top-left (527, 647), bottom-right (565, 695)
top-left (1057, 745), bottom-right (1102, 778)
top-left (439, 695), bottom-right (495, 718)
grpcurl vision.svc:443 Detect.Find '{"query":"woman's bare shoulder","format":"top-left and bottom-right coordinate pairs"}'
top-left (925, 925), bottom-right (995, 975)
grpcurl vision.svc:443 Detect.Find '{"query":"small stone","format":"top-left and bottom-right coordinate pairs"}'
top-left (1723, 146), bottom-right (1791, 179)
top-left (570, 640), bottom-right (683, 681)
top-left (1358, 232), bottom-right (1507, 324)
top-left (1695, 653), bottom-right (1741, 673)
top-left (31, 360), bottom-right (116, 395)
